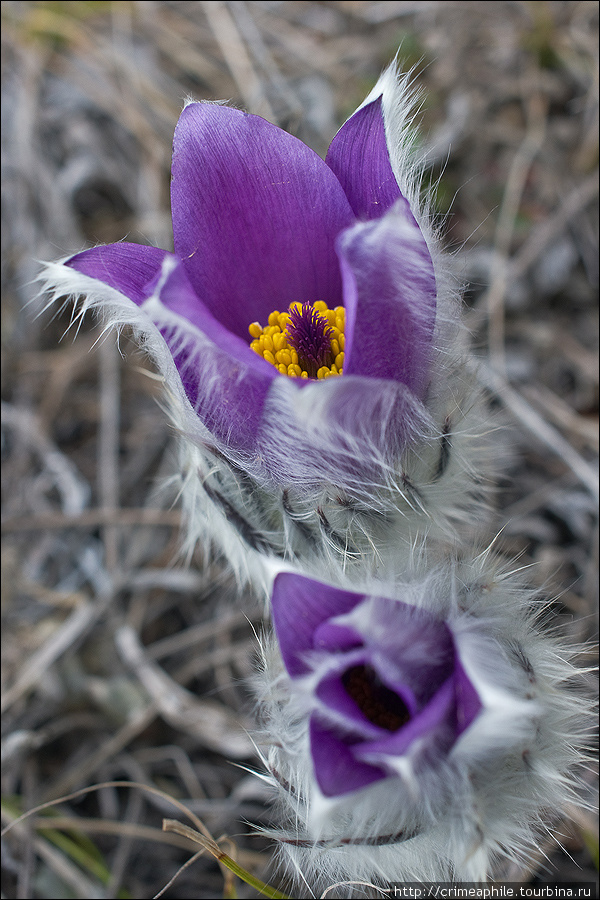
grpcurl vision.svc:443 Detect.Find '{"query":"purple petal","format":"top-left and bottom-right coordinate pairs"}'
top-left (66, 242), bottom-right (168, 302)
top-left (312, 621), bottom-right (363, 654)
top-left (326, 96), bottom-right (401, 220)
top-left (144, 258), bottom-right (276, 451)
top-left (309, 716), bottom-right (386, 797)
top-left (338, 204), bottom-right (436, 398)
top-left (67, 246), bottom-right (277, 453)
top-left (171, 103), bottom-right (355, 339)
top-left (271, 573), bottom-right (364, 677)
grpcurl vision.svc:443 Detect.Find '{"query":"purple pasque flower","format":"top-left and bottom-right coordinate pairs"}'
top-left (46, 66), bottom-right (437, 487)
top-left (263, 559), bottom-right (589, 889)
top-left (270, 571), bottom-right (481, 798)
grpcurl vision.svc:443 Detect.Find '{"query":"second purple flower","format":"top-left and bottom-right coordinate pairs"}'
top-left (271, 572), bottom-right (481, 798)
top-left (259, 563), bottom-right (588, 889)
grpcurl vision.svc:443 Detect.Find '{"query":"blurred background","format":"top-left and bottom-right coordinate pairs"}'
top-left (1, 2), bottom-right (598, 897)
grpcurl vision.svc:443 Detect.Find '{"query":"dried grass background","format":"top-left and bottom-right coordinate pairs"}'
top-left (1, 2), bottom-right (598, 898)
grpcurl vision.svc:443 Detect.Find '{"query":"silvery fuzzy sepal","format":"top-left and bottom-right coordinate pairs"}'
top-left (253, 553), bottom-right (591, 894)
top-left (38, 65), bottom-right (496, 586)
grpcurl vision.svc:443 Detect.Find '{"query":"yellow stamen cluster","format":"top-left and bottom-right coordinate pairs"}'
top-left (248, 301), bottom-right (345, 379)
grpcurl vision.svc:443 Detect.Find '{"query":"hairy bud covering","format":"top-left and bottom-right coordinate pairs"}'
top-left (254, 553), bottom-right (590, 894)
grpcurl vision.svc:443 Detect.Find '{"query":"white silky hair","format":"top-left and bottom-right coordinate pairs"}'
top-left (253, 550), bottom-right (592, 895)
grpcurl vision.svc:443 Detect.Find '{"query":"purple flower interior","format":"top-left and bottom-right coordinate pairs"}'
top-left (316, 659), bottom-right (416, 737)
top-left (353, 675), bottom-right (457, 759)
top-left (170, 99), bottom-right (436, 396)
top-left (353, 597), bottom-right (455, 706)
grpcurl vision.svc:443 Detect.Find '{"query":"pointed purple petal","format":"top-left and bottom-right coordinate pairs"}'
top-left (171, 103), bottom-right (355, 339)
top-left (67, 246), bottom-right (276, 453)
top-left (309, 716), bottom-right (386, 797)
top-left (271, 574), bottom-right (364, 677)
top-left (326, 97), bottom-right (401, 220)
top-left (144, 258), bottom-right (277, 451)
top-left (66, 242), bottom-right (168, 301)
top-left (338, 203), bottom-right (436, 398)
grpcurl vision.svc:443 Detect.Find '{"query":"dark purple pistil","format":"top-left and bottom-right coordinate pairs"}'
top-left (286, 303), bottom-right (333, 378)
top-left (342, 664), bottom-right (411, 732)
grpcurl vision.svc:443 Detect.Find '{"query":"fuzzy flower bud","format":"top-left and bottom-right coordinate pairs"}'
top-left (255, 554), bottom-right (590, 893)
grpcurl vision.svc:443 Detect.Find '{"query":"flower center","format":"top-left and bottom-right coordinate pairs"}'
top-left (248, 301), bottom-right (345, 379)
top-left (342, 664), bottom-right (411, 732)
